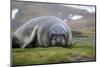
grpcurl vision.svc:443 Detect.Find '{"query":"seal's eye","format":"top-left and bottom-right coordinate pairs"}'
top-left (61, 33), bottom-right (65, 37)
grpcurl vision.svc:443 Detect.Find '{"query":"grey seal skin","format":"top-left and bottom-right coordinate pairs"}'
top-left (12, 16), bottom-right (72, 48)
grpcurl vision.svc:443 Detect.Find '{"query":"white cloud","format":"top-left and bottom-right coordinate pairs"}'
top-left (71, 15), bottom-right (83, 20)
top-left (12, 8), bottom-right (19, 20)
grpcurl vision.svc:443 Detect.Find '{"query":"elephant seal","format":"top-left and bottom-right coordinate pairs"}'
top-left (12, 16), bottom-right (72, 48)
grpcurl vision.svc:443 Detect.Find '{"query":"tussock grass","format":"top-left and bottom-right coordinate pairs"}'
top-left (12, 38), bottom-right (96, 65)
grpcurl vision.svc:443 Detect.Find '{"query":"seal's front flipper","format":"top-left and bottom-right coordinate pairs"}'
top-left (21, 26), bottom-right (38, 48)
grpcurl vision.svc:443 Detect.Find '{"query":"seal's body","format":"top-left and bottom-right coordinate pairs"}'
top-left (12, 16), bottom-right (72, 48)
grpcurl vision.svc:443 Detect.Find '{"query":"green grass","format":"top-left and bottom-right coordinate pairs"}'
top-left (81, 29), bottom-right (95, 38)
top-left (12, 38), bottom-right (96, 65)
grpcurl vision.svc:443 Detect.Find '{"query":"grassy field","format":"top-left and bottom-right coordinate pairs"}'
top-left (12, 38), bottom-right (96, 65)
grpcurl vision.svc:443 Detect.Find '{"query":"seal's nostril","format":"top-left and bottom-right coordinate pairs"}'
top-left (56, 37), bottom-right (61, 43)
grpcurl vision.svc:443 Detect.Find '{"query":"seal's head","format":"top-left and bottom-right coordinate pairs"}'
top-left (48, 24), bottom-right (68, 46)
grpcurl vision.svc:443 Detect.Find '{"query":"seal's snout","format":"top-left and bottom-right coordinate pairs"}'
top-left (55, 36), bottom-right (62, 44)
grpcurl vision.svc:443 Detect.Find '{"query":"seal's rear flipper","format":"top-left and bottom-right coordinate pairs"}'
top-left (12, 33), bottom-right (22, 48)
